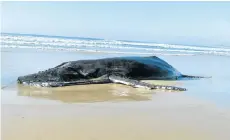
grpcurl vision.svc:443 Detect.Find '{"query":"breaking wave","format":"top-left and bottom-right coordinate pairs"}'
top-left (1, 33), bottom-right (230, 56)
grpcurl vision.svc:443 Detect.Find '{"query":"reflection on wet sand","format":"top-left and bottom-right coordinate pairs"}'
top-left (17, 83), bottom-right (155, 103)
top-left (3, 81), bottom-right (230, 140)
top-left (16, 80), bottom-right (183, 103)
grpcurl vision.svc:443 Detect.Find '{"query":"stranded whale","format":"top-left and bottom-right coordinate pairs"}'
top-left (17, 56), bottom-right (209, 91)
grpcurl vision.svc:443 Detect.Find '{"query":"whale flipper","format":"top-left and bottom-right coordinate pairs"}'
top-left (109, 75), bottom-right (186, 91)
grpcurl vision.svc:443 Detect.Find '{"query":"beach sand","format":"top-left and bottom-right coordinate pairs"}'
top-left (1, 48), bottom-right (230, 140)
top-left (2, 84), bottom-right (230, 140)
top-left (2, 93), bottom-right (230, 140)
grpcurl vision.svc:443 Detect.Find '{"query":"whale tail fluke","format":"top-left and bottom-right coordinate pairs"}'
top-left (181, 74), bottom-right (211, 79)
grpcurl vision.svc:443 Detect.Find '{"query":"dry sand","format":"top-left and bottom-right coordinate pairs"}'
top-left (1, 83), bottom-right (230, 140)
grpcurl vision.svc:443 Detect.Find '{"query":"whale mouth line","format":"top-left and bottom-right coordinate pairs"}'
top-left (18, 78), bottom-right (112, 88)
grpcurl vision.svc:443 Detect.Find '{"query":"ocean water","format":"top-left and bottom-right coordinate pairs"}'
top-left (1, 33), bottom-right (230, 108)
top-left (1, 33), bottom-right (230, 56)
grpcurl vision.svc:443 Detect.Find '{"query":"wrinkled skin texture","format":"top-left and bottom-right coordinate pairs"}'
top-left (18, 56), bottom-right (181, 83)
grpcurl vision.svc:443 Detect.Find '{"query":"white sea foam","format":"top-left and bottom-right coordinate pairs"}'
top-left (1, 34), bottom-right (230, 56)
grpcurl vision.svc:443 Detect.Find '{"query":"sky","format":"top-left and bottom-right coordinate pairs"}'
top-left (1, 2), bottom-right (230, 46)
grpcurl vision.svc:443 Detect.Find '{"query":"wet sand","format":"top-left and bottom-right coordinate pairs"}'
top-left (2, 85), bottom-right (230, 140)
